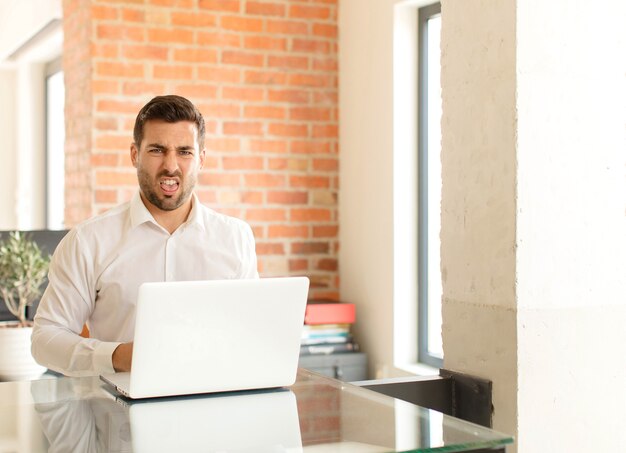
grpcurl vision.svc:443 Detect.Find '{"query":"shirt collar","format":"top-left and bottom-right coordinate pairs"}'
top-left (130, 191), bottom-right (205, 232)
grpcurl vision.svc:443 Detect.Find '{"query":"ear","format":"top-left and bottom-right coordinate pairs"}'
top-left (199, 148), bottom-right (206, 169)
top-left (130, 143), bottom-right (139, 168)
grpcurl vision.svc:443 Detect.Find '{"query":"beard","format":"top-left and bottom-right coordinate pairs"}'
top-left (136, 167), bottom-right (197, 212)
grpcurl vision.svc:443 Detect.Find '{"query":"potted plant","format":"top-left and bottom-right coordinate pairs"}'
top-left (0, 231), bottom-right (50, 380)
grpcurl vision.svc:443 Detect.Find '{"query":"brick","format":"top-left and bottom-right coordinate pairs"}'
top-left (97, 24), bottom-right (145, 42)
top-left (97, 99), bottom-right (143, 114)
top-left (268, 225), bottom-right (308, 238)
top-left (197, 32), bottom-right (241, 47)
top-left (312, 57), bottom-right (338, 71)
top-left (94, 117), bottom-right (118, 131)
top-left (95, 189), bottom-right (117, 203)
top-left (291, 208), bottom-right (332, 222)
top-left (256, 242), bottom-right (285, 255)
top-left (153, 64), bottom-right (193, 80)
top-left (171, 12), bottom-right (217, 27)
top-left (268, 123), bottom-right (308, 137)
top-left (244, 70), bottom-right (287, 85)
top-left (246, 1), bottom-right (286, 17)
top-left (289, 5), bottom-right (330, 20)
top-left (122, 44), bottom-right (169, 60)
top-left (147, 28), bottom-right (193, 44)
top-left (197, 66), bottom-right (241, 83)
top-left (292, 242), bottom-right (329, 255)
top-left (289, 259), bottom-right (309, 272)
top-left (205, 138), bottom-right (241, 152)
top-left (290, 175), bottom-right (330, 188)
top-left (268, 158), bottom-right (308, 171)
top-left (248, 139), bottom-right (287, 153)
top-left (290, 141), bottom-right (331, 155)
top-left (316, 258), bottom-right (338, 271)
top-left (268, 89), bottom-right (309, 104)
top-left (91, 5), bottom-right (118, 20)
top-left (242, 191), bottom-right (264, 204)
top-left (244, 105), bottom-right (286, 119)
top-left (91, 43), bottom-right (118, 58)
top-left (292, 39), bottom-right (331, 54)
top-left (244, 36), bottom-right (287, 51)
top-left (313, 23), bottom-right (338, 38)
top-left (313, 158), bottom-right (338, 171)
top-left (122, 8), bottom-right (144, 22)
top-left (267, 55), bottom-right (309, 70)
top-left (122, 81), bottom-right (166, 96)
top-left (313, 225), bottom-right (338, 237)
top-left (198, 172), bottom-right (241, 186)
top-left (247, 209), bottom-right (287, 221)
top-left (96, 62), bottom-right (144, 78)
top-left (312, 190), bottom-right (337, 205)
top-left (92, 80), bottom-right (120, 94)
top-left (173, 48), bottom-right (218, 63)
top-left (221, 16), bottom-right (263, 32)
top-left (288, 73), bottom-right (332, 87)
top-left (267, 191), bottom-right (308, 204)
top-left (222, 156), bottom-right (264, 170)
top-left (200, 103), bottom-right (240, 118)
top-left (222, 86), bottom-right (264, 102)
top-left (314, 91), bottom-right (338, 104)
top-left (290, 107), bottom-right (331, 121)
top-left (313, 124), bottom-right (338, 138)
top-left (95, 135), bottom-right (130, 150)
top-left (96, 171), bottom-right (137, 186)
top-left (217, 191), bottom-right (241, 204)
top-left (174, 84), bottom-right (219, 98)
top-left (223, 121), bottom-right (263, 136)
top-left (266, 19), bottom-right (308, 35)
top-left (244, 173), bottom-right (286, 187)
top-left (145, 9), bottom-right (170, 24)
top-left (199, 0), bottom-right (240, 12)
top-left (90, 154), bottom-right (118, 167)
top-left (222, 50), bottom-right (264, 67)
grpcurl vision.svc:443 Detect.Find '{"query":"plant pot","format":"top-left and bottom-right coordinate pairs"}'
top-left (0, 322), bottom-right (47, 381)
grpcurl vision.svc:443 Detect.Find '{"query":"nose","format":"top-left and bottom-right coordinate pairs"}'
top-left (162, 151), bottom-right (179, 173)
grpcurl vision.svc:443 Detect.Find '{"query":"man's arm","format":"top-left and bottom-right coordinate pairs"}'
top-left (31, 230), bottom-right (121, 376)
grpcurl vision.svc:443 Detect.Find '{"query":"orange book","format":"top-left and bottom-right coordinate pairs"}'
top-left (304, 302), bottom-right (356, 325)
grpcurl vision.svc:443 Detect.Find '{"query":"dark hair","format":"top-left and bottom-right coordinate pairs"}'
top-left (133, 95), bottom-right (205, 148)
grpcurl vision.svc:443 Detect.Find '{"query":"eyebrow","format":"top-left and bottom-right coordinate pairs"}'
top-left (145, 143), bottom-right (195, 151)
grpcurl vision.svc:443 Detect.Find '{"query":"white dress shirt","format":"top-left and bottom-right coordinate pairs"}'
top-left (32, 192), bottom-right (258, 377)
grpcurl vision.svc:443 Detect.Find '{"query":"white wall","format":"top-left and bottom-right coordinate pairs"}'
top-left (515, 0), bottom-right (626, 450)
top-left (0, 0), bottom-right (62, 230)
top-left (0, 68), bottom-right (18, 229)
top-left (340, 0), bottom-right (434, 379)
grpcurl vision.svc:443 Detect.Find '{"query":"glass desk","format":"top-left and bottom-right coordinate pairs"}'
top-left (0, 369), bottom-right (513, 452)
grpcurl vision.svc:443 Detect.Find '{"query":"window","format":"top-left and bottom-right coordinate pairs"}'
top-left (417, 3), bottom-right (443, 368)
top-left (45, 57), bottom-right (65, 230)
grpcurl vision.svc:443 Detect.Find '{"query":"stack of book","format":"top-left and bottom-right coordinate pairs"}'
top-left (300, 300), bottom-right (359, 356)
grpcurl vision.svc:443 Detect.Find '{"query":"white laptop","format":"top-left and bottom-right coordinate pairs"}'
top-left (100, 277), bottom-right (309, 399)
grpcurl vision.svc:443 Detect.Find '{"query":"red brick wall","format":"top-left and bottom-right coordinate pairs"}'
top-left (62, 0), bottom-right (339, 299)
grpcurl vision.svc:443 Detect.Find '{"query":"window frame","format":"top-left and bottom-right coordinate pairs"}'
top-left (417, 2), bottom-right (443, 369)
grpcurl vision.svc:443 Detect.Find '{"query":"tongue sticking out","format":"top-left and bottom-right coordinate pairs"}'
top-left (160, 181), bottom-right (179, 195)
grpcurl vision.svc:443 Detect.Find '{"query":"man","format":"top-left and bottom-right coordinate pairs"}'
top-left (32, 95), bottom-right (258, 376)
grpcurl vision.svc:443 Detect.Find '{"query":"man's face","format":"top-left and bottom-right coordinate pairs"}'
top-left (130, 120), bottom-right (205, 213)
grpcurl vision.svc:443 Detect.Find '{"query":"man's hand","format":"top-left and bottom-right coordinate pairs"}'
top-left (112, 342), bottom-right (133, 372)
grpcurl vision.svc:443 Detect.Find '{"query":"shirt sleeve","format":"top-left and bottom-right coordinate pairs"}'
top-left (238, 223), bottom-right (259, 279)
top-left (31, 229), bottom-right (121, 377)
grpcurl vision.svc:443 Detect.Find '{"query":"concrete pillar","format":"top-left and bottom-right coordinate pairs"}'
top-left (441, 0), bottom-right (626, 451)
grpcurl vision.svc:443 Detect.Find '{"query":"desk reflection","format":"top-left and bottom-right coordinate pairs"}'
top-left (31, 379), bottom-right (302, 453)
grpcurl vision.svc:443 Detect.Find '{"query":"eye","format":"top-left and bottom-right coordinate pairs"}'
top-left (148, 148), bottom-right (164, 154)
top-left (179, 150), bottom-right (193, 156)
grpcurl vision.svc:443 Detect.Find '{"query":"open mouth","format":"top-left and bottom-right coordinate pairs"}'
top-left (159, 178), bottom-right (179, 195)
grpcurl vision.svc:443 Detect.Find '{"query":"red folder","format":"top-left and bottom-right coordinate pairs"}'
top-left (304, 302), bottom-right (356, 325)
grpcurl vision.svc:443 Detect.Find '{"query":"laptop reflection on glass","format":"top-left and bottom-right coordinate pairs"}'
top-left (100, 277), bottom-right (309, 399)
